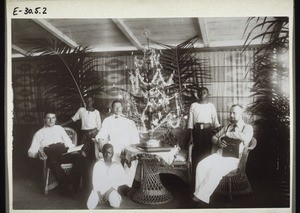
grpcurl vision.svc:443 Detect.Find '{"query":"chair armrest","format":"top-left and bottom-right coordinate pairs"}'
top-left (94, 141), bottom-right (103, 161)
top-left (211, 144), bottom-right (219, 154)
top-left (227, 168), bottom-right (240, 176)
top-left (247, 138), bottom-right (257, 150)
top-left (188, 142), bottom-right (193, 163)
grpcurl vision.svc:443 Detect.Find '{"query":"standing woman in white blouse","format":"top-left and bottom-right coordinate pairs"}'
top-left (188, 87), bottom-right (221, 186)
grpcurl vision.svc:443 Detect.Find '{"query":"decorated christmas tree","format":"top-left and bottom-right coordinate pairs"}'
top-left (117, 48), bottom-right (186, 145)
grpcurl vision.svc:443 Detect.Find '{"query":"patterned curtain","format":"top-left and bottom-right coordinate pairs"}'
top-left (12, 59), bottom-right (45, 125)
top-left (87, 54), bottom-right (135, 111)
top-left (11, 48), bottom-right (255, 126)
top-left (196, 49), bottom-right (255, 126)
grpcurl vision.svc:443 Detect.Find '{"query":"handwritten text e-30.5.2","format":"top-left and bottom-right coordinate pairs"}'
top-left (13, 7), bottom-right (47, 15)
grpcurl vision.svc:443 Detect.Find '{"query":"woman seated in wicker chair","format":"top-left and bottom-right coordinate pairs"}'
top-left (191, 104), bottom-right (253, 206)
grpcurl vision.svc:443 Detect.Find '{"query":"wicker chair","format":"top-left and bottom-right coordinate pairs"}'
top-left (215, 137), bottom-right (257, 200)
top-left (171, 143), bottom-right (193, 184)
top-left (161, 129), bottom-right (193, 185)
top-left (43, 127), bottom-right (78, 195)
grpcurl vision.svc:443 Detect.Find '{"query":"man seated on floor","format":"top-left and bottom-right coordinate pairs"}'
top-left (28, 111), bottom-right (85, 195)
top-left (191, 104), bottom-right (253, 206)
top-left (94, 100), bottom-right (139, 185)
top-left (87, 143), bottom-right (136, 209)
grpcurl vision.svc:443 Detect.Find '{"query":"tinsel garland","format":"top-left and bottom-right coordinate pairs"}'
top-left (119, 48), bottom-right (186, 135)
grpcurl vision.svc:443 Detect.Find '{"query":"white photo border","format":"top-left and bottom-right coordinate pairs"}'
top-left (5, 0), bottom-right (295, 213)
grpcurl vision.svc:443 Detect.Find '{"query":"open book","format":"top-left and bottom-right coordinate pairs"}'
top-left (63, 144), bottom-right (84, 155)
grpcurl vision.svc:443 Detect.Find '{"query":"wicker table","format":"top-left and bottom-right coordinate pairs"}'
top-left (124, 145), bottom-right (179, 205)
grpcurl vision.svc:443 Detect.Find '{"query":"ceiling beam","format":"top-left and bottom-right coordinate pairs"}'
top-left (209, 39), bottom-right (263, 47)
top-left (197, 18), bottom-right (209, 47)
top-left (12, 44), bottom-right (27, 56)
top-left (32, 19), bottom-right (78, 48)
top-left (112, 18), bottom-right (143, 50)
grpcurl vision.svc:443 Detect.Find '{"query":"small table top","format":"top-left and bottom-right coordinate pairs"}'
top-left (125, 145), bottom-right (180, 165)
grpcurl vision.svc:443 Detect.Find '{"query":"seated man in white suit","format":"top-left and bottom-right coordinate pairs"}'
top-left (192, 104), bottom-right (253, 206)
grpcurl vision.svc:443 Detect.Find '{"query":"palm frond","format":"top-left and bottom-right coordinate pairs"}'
top-left (243, 17), bottom-right (289, 48)
top-left (149, 36), bottom-right (210, 111)
top-left (25, 38), bottom-right (103, 121)
top-left (243, 16), bottom-right (290, 149)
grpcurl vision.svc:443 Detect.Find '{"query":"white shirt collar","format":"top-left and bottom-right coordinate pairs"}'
top-left (111, 113), bottom-right (125, 119)
top-left (99, 158), bottom-right (119, 164)
top-left (43, 124), bottom-right (56, 128)
top-left (232, 119), bottom-right (245, 129)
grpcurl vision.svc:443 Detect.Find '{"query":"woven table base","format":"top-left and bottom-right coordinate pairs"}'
top-left (129, 154), bottom-right (174, 204)
top-left (131, 188), bottom-right (173, 205)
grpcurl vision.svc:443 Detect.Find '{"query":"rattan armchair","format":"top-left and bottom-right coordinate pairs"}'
top-left (171, 142), bottom-right (193, 184)
top-left (43, 127), bottom-right (78, 195)
top-left (162, 129), bottom-right (193, 185)
top-left (215, 137), bottom-right (257, 200)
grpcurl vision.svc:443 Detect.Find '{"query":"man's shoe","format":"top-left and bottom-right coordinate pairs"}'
top-left (195, 200), bottom-right (209, 208)
top-left (132, 180), bottom-right (141, 188)
top-left (118, 185), bottom-right (130, 196)
top-left (59, 185), bottom-right (72, 196)
top-left (190, 195), bottom-right (209, 208)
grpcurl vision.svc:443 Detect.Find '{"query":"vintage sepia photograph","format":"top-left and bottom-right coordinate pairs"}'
top-left (6, 0), bottom-right (294, 212)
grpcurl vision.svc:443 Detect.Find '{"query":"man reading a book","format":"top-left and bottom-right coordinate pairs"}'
top-left (191, 104), bottom-right (253, 206)
top-left (28, 111), bottom-right (85, 195)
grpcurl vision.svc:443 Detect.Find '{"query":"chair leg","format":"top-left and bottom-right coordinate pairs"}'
top-left (248, 179), bottom-right (253, 195)
top-left (188, 165), bottom-right (192, 186)
top-left (249, 186), bottom-right (253, 194)
top-left (228, 177), bottom-right (233, 201)
top-left (44, 169), bottom-right (50, 196)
